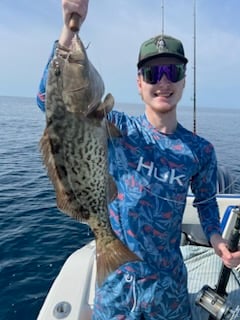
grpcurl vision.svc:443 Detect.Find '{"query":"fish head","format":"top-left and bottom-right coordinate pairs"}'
top-left (50, 35), bottom-right (105, 117)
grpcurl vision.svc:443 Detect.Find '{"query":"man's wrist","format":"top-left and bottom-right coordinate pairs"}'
top-left (210, 232), bottom-right (225, 249)
top-left (59, 25), bottom-right (75, 48)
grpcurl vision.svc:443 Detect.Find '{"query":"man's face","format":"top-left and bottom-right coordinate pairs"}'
top-left (137, 57), bottom-right (186, 114)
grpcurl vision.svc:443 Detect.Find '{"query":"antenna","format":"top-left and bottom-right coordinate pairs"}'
top-left (193, 0), bottom-right (197, 134)
top-left (161, 0), bottom-right (165, 35)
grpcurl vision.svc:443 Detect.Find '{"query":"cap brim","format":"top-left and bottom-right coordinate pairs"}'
top-left (138, 53), bottom-right (188, 69)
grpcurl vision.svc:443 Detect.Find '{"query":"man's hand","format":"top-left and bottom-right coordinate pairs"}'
top-left (59, 0), bottom-right (89, 48)
top-left (62, 0), bottom-right (89, 30)
top-left (210, 233), bottom-right (240, 268)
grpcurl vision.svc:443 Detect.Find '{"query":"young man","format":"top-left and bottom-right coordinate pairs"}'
top-left (37, 1), bottom-right (240, 319)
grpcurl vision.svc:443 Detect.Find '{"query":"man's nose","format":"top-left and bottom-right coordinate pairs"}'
top-left (158, 74), bottom-right (170, 84)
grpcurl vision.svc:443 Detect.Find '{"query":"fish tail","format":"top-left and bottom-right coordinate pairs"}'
top-left (96, 238), bottom-right (140, 286)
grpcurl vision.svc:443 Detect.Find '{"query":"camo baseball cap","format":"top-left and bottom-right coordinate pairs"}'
top-left (137, 34), bottom-right (188, 68)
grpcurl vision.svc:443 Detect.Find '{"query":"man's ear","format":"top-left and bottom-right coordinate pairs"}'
top-left (136, 76), bottom-right (143, 100)
top-left (137, 75), bottom-right (142, 93)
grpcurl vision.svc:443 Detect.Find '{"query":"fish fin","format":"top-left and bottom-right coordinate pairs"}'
top-left (89, 93), bottom-right (114, 118)
top-left (40, 128), bottom-right (81, 218)
top-left (87, 92), bottom-right (121, 138)
top-left (96, 238), bottom-right (140, 286)
top-left (106, 121), bottom-right (122, 138)
top-left (98, 93), bottom-right (115, 114)
top-left (108, 175), bottom-right (118, 203)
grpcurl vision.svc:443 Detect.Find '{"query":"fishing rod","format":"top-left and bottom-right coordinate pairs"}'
top-left (161, 0), bottom-right (164, 36)
top-left (193, 0), bottom-right (197, 134)
top-left (196, 206), bottom-right (240, 320)
top-left (162, 0), bottom-right (197, 133)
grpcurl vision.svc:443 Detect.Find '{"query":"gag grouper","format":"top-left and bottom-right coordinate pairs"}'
top-left (40, 34), bottom-right (139, 286)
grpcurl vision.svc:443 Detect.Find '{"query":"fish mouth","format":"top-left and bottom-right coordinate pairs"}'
top-left (154, 90), bottom-right (173, 98)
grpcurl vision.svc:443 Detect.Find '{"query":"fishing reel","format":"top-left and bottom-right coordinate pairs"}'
top-left (196, 206), bottom-right (240, 319)
top-left (196, 285), bottom-right (240, 320)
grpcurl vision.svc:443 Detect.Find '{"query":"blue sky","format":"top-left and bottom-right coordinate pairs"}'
top-left (1, 0), bottom-right (240, 109)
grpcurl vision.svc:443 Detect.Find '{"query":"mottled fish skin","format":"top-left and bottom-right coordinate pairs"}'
top-left (45, 35), bottom-right (105, 119)
top-left (40, 35), bottom-right (140, 286)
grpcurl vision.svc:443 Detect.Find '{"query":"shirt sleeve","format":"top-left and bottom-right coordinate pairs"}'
top-left (191, 142), bottom-right (221, 242)
top-left (36, 41), bottom-right (58, 112)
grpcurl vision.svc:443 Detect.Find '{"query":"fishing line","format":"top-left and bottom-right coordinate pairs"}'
top-left (217, 176), bottom-right (239, 195)
top-left (105, 117), bottom-right (239, 208)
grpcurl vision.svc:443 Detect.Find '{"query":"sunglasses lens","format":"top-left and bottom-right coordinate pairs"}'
top-left (140, 64), bottom-right (185, 84)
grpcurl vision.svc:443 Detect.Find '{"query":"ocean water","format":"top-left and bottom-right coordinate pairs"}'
top-left (0, 96), bottom-right (239, 320)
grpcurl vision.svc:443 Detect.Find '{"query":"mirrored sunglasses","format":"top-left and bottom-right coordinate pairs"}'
top-left (139, 64), bottom-right (186, 84)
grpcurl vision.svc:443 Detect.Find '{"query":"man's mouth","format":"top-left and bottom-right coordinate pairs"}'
top-left (154, 90), bottom-right (173, 98)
